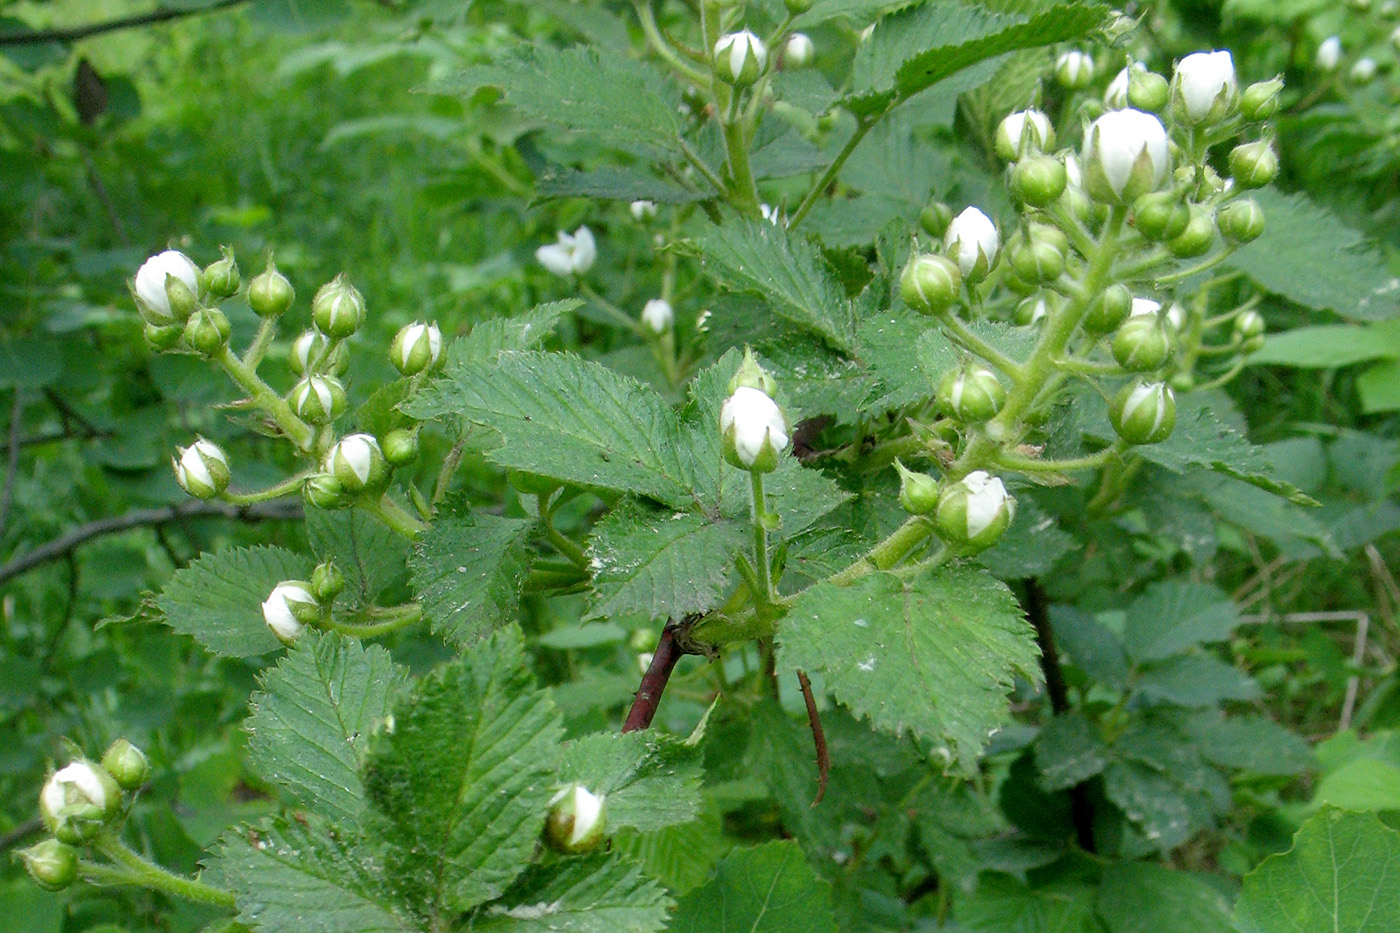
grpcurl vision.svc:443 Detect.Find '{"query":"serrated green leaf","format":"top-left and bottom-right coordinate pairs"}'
top-left (1184, 713), bottom-right (1311, 776)
top-left (363, 627), bottom-right (563, 917)
top-left (1034, 712), bottom-right (1108, 791)
top-left (779, 566), bottom-right (1041, 769)
top-left (438, 45), bottom-right (684, 160)
top-left (355, 380), bottom-right (414, 439)
top-left (307, 509), bottom-right (411, 611)
top-left (669, 841), bottom-right (838, 933)
top-left (954, 873), bottom-right (1100, 933)
top-left (1358, 358), bottom-right (1400, 414)
top-left (1234, 809), bottom-right (1400, 933)
top-left (409, 511), bottom-right (533, 644)
top-left (556, 731), bottom-right (704, 832)
top-left (1249, 322), bottom-right (1400, 368)
top-left (848, 1), bottom-right (1105, 115)
top-left (977, 495), bottom-right (1077, 579)
top-left (453, 301), bottom-right (575, 365)
top-left (469, 854), bottom-right (672, 932)
top-left (690, 219), bottom-right (856, 351)
top-left (215, 820), bottom-right (413, 933)
top-left (537, 167), bottom-right (713, 204)
top-left (612, 813), bottom-right (727, 895)
top-left (156, 545), bottom-right (311, 658)
top-left (1227, 189), bottom-right (1400, 321)
top-left (245, 633), bottom-right (407, 826)
top-left (1103, 761), bottom-right (1201, 852)
top-left (1122, 581), bottom-right (1239, 663)
top-left (788, 0), bottom-right (920, 28)
top-left (1096, 863), bottom-right (1233, 933)
top-left (1134, 653), bottom-right (1261, 707)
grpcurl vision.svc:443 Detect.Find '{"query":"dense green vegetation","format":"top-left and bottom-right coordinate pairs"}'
top-left (3, 1), bottom-right (1400, 930)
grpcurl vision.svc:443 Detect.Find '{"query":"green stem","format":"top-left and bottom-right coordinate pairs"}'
top-left (91, 834), bottom-right (236, 910)
top-left (679, 138), bottom-right (728, 195)
top-left (362, 493), bottom-right (428, 540)
top-left (215, 347), bottom-right (314, 450)
top-left (430, 439), bottom-right (465, 508)
top-left (241, 316), bottom-right (277, 370)
top-left (995, 443), bottom-right (1123, 475)
top-left (320, 602), bottom-right (423, 638)
top-left (828, 516), bottom-right (935, 586)
top-left (578, 282), bottom-right (643, 334)
top-left (788, 114), bottom-right (878, 230)
top-left (750, 470), bottom-right (774, 606)
top-left (720, 108), bottom-right (761, 214)
top-left (633, 0), bottom-right (709, 85)
top-left (539, 498), bottom-right (589, 568)
top-left (1153, 247), bottom-right (1234, 286)
top-left (939, 312), bottom-right (1028, 382)
top-left (1194, 356), bottom-right (1248, 391)
top-left (219, 473), bottom-right (306, 505)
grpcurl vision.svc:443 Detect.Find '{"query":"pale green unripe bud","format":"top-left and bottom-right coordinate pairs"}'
top-left (935, 470), bottom-right (1015, 551)
top-left (1112, 315), bottom-right (1173, 371)
top-left (899, 253), bottom-right (961, 315)
top-left (1083, 109), bottom-right (1171, 204)
top-left (40, 760), bottom-right (122, 845)
top-left (289, 375), bottom-right (347, 425)
top-left (919, 202), bottom-right (953, 237)
top-left (201, 247), bottom-right (241, 300)
top-left (1217, 198), bottom-right (1265, 243)
top-left (144, 322), bottom-right (183, 351)
top-left (134, 250), bottom-right (201, 325)
top-left (182, 306), bottom-right (231, 356)
top-left (382, 427), bottom-right (420, 467)
top-left (290, 330), bottom-right (349, 377)
top-left (391, 321), bottom-right (445, 376)
top-left (1084, 284), bottom-right (1133, 334)
top-left (1168, 206), bottom-right (1215, 258)
top-left (1235, 310), bottom-right (1266, 353)
top-left (1055, 50), bottom-right (1095, 90)
top-left (311, 560), bottom-right (346, 602)
top-left (249, 258), bottom-right (295, 318)
top-left (1170, 51), bottom-right (1237, 125)
top-left (1229, 140), bottom-right (1278, 189)
top-left (713, 31), bottom-right (767, 87)
top-left (940, 365), bottom-right (1006, 423)
top-left (1011, 155), bottom-right (1068, 208)
top-left (1128, 69), bottom-right (1170, 112)
top-left (19, 839), bottom-right (78, 891)
top-left (304, 472), bottom-right (349, 510)
top-left (312, 274), bottom-right (365, 339)
top-left (1111, 381), bottom-right (1176, 444)
top-left (944, 207), bottom-right (999, 282)
top-left (262, 580), bottom-right (319, 644)
top-left (720, 387), bottom-right (790, 473)
top-left (995, 109), bottom-right (1054, 162)
top-left (1350, 58), bottom-right (1378, 84)
top-left (544, 784), bottom-right (608, 854)
top-left (1240, 77), bottom-right (1283, 121)
top-left (173, 438), bottom-right (230, 500)
top-left (101, 739), bottom-right (149, 791)
top-left (1013, 296), bottom-right (1049, 327)
top-left (782, 33), bottom-right (815, 68)
top-left (894, 460), bottom-right (939, 515)
top-left (324, 433), bottom-right (390, 495)
top-left (785, 0), bottom-right (813, 13)
top-left (1009, 238), bottom-right (1065, 285)
top-left (1133, 191), bottom-right (1191, 242)
top-left (728, 347), bottom-right (778, 397)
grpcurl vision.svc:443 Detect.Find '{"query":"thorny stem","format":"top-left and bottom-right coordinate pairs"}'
top-left (241, 316), bottom-right (278, 370)
top-left (319, 602), bottom-right (424, 638)
top-left (90, 833), bottom-right (236, 910)
top-left (797, 670), bottom-right (830, 806)
top-left (219, 473), bottom-right (306, 505)
top-left (362, 493), bottom-right (428, 540)
top-left (750, 470), bottom-right (775, 606)
top-left (623, 624), bottom-right (685, 732)
top-left (215, 346), bottom-right (314, 450)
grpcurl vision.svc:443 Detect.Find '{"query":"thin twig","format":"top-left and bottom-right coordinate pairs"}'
top-left (797, 670), bottom-right (829, 806)
top-left (0, 0), bottom-right (251, 46)
top-left (623, 624), bottom-right (684, 733)
top-left (0, 818), bottom-right (43, 852)
top-left (0, 391), bottom-right (23, 538)
top-left (0, 499), bottom-right (301, 585)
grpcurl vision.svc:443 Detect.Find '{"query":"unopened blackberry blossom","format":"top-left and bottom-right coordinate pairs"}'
top-left (1056, 50), bottom-right (1094, 89)
top-left (261, 581), bottom-right (318, 644)
top-left (713, 30), bottom-right (767, 86)
top-left (39, 761), bottom-right (121, 844)
top-left (1172, 50), bottom-right (1238, 124)
top-left (391, 321), bottom-right (444, 376)
top-left (720, 386), bottom-right (789, 473)
top-left (544, 784), bottom-right (608, 854)
top-left (995, 109), bottom-right (1054, 161)
top-left (1317, 36), bottom-right (1342, 72)
top-left (1083, 109), bottom-right (1170, 203)
top-left (935, 471), bottom-right (1015, 551)
top-left (640, 298), bottom-right (674, 334)
top-left (536, 226), bottom-right (597, 277)
top-left (324, 433), bottom-right (389, 494)
top-left (134, 250), bottom-right (200, 325)
top-left (944, 207), bottom-right (999, 281)
top-left (173, 438), bottom-right (230, 499)
top-left (783, 33), bottom-right (815, 68)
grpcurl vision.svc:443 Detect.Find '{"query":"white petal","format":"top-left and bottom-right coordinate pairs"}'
top-left (641, 298), bottom-right (673, 333)
top-left (723, 386), bottom-right (788, 466)
top-left (179, 447), bottom-right (214, 490)
top-left (1130, 298), bottom-right (1162, 318)
top-left (134, 250), bottom-right (200, 319)
top-left (1176, 50), bottom-right (1236, 120)
top-left (1086, 109), bottom-right (1169, 195)
top-left (570, 226), bottom-right (597, 273)
top-left (569, 786), bottom-right (605, 845)
top-left (536, 241), bottom-right (575, 277)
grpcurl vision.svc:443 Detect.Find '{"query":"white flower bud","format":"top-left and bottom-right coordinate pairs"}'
top-left (629, 199), bottom-right (657, 222)
top-left (759, 203), bottom-right (781, 225)
top-left (134, 250), bottom-right (201, 325)
top-left (1350, 57), bottom-right (1378, 84)
top-left (390, 321), bottom-right (444, 376)
top-left (173, 438), bottom-right (230, 500)
top-left (544, 784), bottom-right (608, 854)
top-left (935, 471), bottom-right (1015, 551)
top-left (262, 581), bottom-right (318, 644)
top-left (783, 33), bottom-right (815, 68)
top-left (1172, 50), bottom-right (1238, 124)
top-left (290, 330), bottom-right (329, 375)
top-left (943, 207), bottom-right (999, 281)
top-left (289, 375), bottom-right (347, 425)
top-left (1083, 109), bottom-right (1170, 203)
top-left (311, 275), bottom-right (365, 340)
top-left (535, 226), bottom-right (597, 277)
top-left (40, 761), bottom-right (121, 844)
top-left (1129, 297), bottom-right (1162, 318)
top-left (325, 433), bottom-right (390, 495)
top-left (720, 386), bottom-right (790, 473)
top-left (1104, 65), bottom-right (1132, 109)
top-left (1111, 381), bottom-right (1177, 444)
top-left (1392, 26), bottom-right (1400, 54)
top-left (640, 298), bottom-right (674, 334)
top-left (1317, 36), bottom-right (1342, 72)
top-left (713, 30), bottom-right (767, 86)
top-left (995, 109), bottom-right (1055, 161)
top-left (1055, 50), bottom-right (1095, 89)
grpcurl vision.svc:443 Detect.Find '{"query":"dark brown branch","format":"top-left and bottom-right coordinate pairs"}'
top-left (622, 624), bottom-right (684, 733)
top-left (797, 670), bottom-right (829, 806)
top-left (0, 391), bottom-right (21, 538)
top-left (0, 498), bottom-right (302, 585)
top-left (0, 0), bottom-right (252, 47)
top-left (1023, 579), bottom-right (1096, 853)
top-left (0, 818), bottom-right (43, 853)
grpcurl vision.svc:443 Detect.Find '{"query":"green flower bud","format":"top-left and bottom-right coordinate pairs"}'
top-left (934, 470), bottom-right (1015, 551)
top-left (1084, 284), bottom-right (1133, 334)
top-left (262, 580), bottom-right (319, 644)
top-left (1013, 295), bottom-right (1049, 327)
top-left (19, 839), bottom-right (78, 891)
top-left (940, 364), bottom-right (1006, 423)
top-left (182, 306), bottom-right (231, 356)
top-left (1169, 371), bottom-right (1196, 393)
top-left (1216, 198), bottom-right (1265, 243)
top-left (728, 347), bottom-right (779, 397)
top-left (39, 760), bottom-right (122, 845)
top-left (248, 258), bottom-right (295, 318)
top-left (325, 434), bottom-right (390, 495)
top-left (289, 375), bottom-right (347, 425)
top-left (1128, 69), bottom-right (1170, 112)
top-left (1235, 310), bottom-right (1266, 353)
top-left (785, 0), bottom-right (813, 12)
top-left (720, 387), bottom-right (790, 473)
top-left (1009, 238), bottom-right (1066, 285)
top-left (919, 201), bottom-right (954, 237)
top-left (1111, 381), bottom-right (1176, 444)
top-left (200, 247), bottom-right (240, 300)
top-left (390, 321), bottom-right (445, 376)
top-left (1055, 50), bottom-right (1095, 90)
top-left (101, 739), bottom-right (150, 792)
top-left (382, 427), bottom-right (420, 467)
top-left (290, 330), bottom-right (349, 377)
top-left (312, 274), bottom-right (366, 339)
top-left (713, 31), bottom-right (767, 87)
top-left (311, 560), bottom-right (346, 602)
top-left (134, 250), bottom-right (201, 325)
top-left (1229, 140), bottom-right (1279, 189)
top-left (144, 322), bottom-right (184, 351)
top-left (894, 460), bottom-right (939, 515)
top-left (544, 784), bottom-right (608, 854)
top-left (1112, 315), bottom-right (1173, 371)
top-left (995, 109), bottom-right (1055, 161)
top-left (1011, 155), bottom-right (1068, 208)
top-left (303, 472), bottom-right (349, 510)
top-left (1169, 206), bottom-right (1216, 258)
top-left (1133, 191), bottom-right (1192, 241)
top-left (173, 438), bottom-right (230, 500)
top-left (1239, 77), bottom-right (1283, 121)
top-left (899, 253), bottom-right (962, 315)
